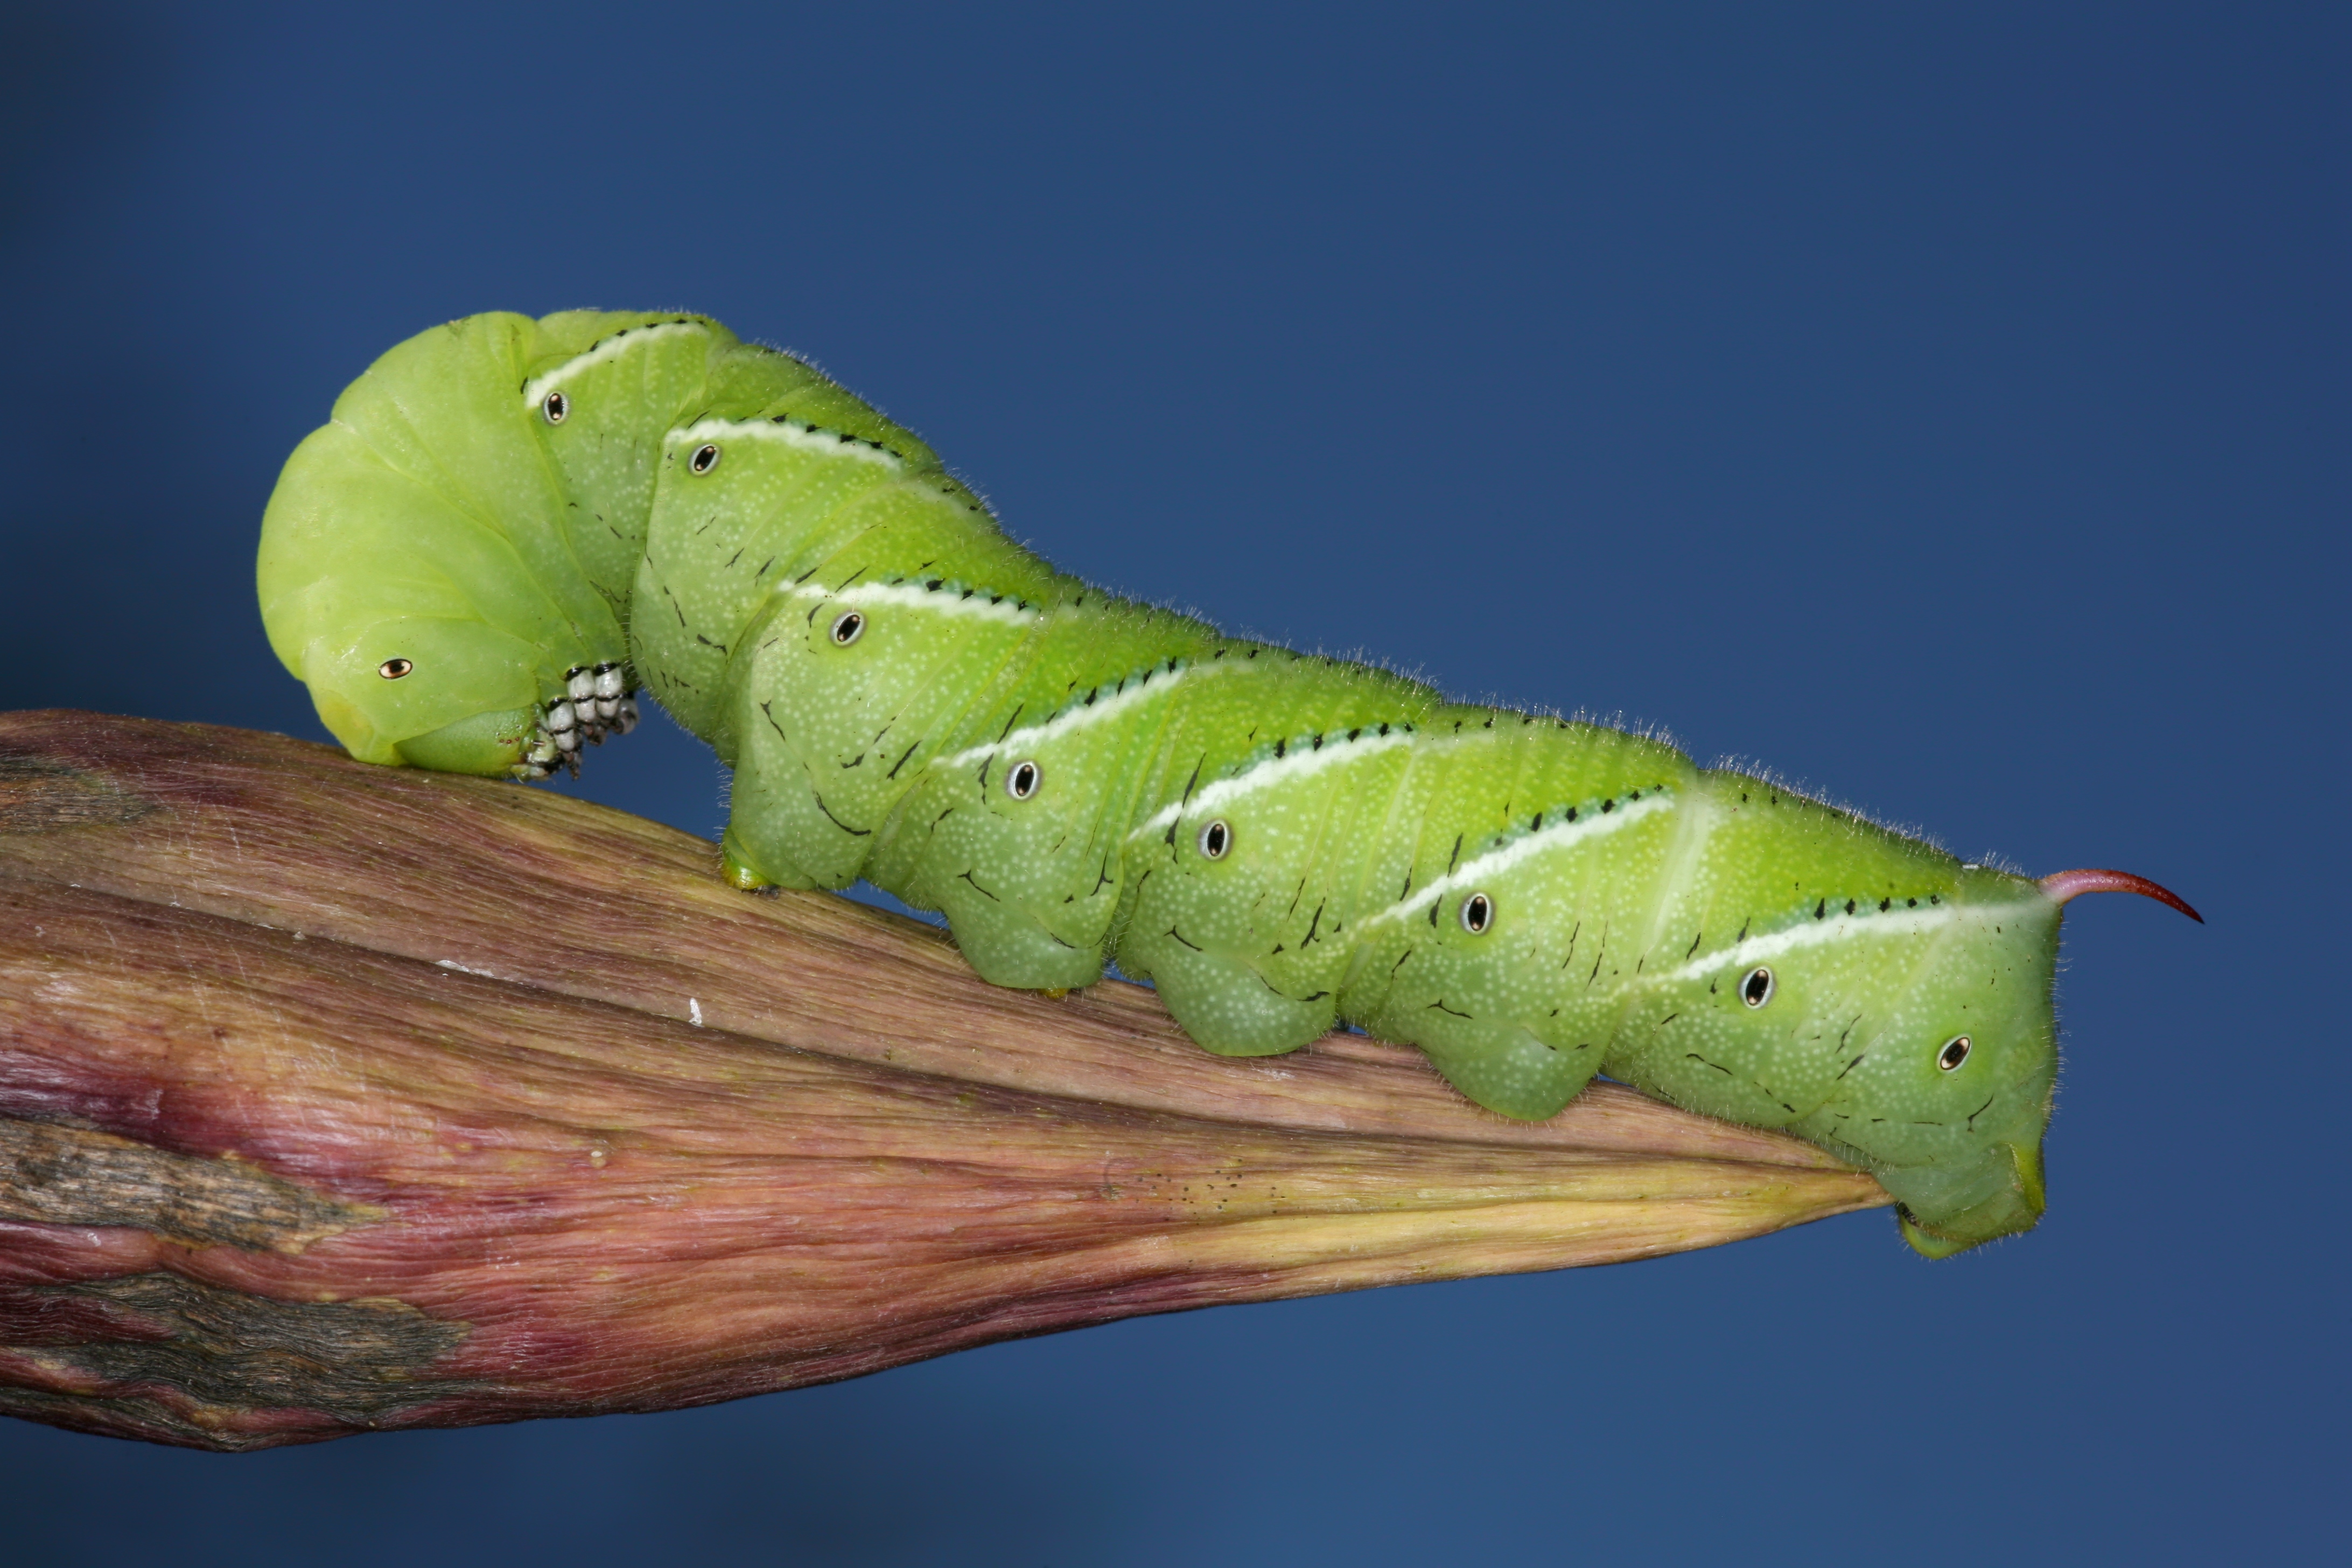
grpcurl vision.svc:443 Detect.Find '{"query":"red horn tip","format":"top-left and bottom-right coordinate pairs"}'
top-left (2038, 869), bottom-right (2203, 923)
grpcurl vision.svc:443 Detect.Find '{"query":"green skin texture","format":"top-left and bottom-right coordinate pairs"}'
top-left (260, 311), bottom-right (2065, 1256)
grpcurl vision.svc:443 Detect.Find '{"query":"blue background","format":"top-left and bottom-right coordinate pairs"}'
top-left (2, 4), bottom-right (2343, 1563)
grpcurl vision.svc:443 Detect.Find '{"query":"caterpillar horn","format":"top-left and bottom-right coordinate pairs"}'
top-left (2038, 869), bottom-right (2203, 922)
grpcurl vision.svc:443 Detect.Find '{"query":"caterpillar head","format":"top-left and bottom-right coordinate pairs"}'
top-left (293, 614), bottom-right (549, 775)
top-left (256, 309), bottom-right (645, 781)
top-left (286, 619), bottom-right (639, 780)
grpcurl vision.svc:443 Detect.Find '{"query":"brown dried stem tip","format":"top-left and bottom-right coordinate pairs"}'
top-left (0, 711), bottom-right (1887, 1451)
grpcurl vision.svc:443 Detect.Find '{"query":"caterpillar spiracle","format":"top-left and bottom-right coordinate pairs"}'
top-left (257, 310), bottom-right (2199, 1257)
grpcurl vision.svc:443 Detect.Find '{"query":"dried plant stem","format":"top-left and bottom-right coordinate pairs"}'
top-left (0, 711), bottom-right (1886, 1450)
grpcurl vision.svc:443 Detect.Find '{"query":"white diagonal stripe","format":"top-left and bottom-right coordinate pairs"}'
top-left (1663, 902), bottom-right (2013, 982)
top-left (1363, 790), bottom-right (1677, 928)
top-left (1130, 731), bottom-right (1412, 841)
top-left (521, 320), bottom-right (710, 406)
top-left (778, 578), bottom-right (1040, 626)
top-left (671, 415), bottom-right (906, 469)
top-left (939, 666), bottom-right (1205, 769)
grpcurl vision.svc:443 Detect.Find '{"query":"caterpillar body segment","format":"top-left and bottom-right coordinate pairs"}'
top-left (259, 310), bottom-right (2193, 1257)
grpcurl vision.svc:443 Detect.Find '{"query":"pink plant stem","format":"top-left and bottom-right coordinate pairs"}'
top-left (0, 711), bottom-right (1886, 1450)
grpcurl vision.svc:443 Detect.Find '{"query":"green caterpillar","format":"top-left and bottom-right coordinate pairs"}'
top-left (257, 310), bottom-right (2198, 1256)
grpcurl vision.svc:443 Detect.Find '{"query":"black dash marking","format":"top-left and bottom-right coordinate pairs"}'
top-left (1167, 926), bottom-right (1203, 952)
top-left (1429, 999), bottom-right (1472, 1019)
top-left (886, 741), bottom-right (921, 779)
top-left (811, 793), bottom-right (870, 837)
top-left (957, 869), bottom-right (998, 900)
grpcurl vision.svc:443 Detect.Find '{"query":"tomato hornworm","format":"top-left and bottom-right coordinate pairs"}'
top-left (257, 311), bottom-right (2199, 1256)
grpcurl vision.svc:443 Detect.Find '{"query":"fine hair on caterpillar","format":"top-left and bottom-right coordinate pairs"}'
top-left (257, 309), bottom-right (2200, 1257)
